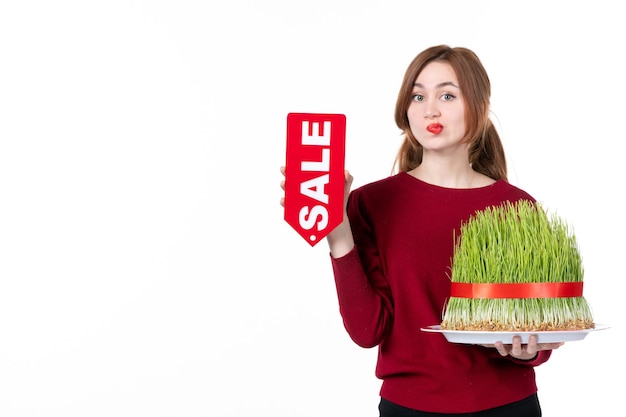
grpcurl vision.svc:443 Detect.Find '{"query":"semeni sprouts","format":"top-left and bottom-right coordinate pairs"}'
top-left (441, 200), bottom-right (594, 331)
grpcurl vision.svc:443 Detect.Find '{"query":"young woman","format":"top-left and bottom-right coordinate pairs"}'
top-left (281, 45), bottom-right (562, 416)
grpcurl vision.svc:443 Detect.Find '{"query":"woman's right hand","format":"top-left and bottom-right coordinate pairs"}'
top-left (280, 166), bottom-right (355, 257)
top-left (279, 166), bottom-right (287, 208)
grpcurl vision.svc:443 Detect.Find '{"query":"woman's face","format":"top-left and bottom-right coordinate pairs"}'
top-left (407, 61), bottom-right (466, 155)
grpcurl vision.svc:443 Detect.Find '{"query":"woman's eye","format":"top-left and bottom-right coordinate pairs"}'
top-left (441, 93), bottom-right (455, 101)
top-left (411, 94), bottom-right (424, 102)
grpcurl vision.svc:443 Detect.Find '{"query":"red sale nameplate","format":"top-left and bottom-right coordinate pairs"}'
top-left (284, 113), bottom-right (346, 246)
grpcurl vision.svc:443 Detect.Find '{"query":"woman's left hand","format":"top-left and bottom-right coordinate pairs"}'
top-left (487, 335), bottom-right (564, 360)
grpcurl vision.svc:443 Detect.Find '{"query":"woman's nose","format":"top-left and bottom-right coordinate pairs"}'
top-left (424, 101), bottom-right (440, 118)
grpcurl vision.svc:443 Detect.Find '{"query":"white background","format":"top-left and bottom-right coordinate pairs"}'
top-left (0, 1), bottom-right (622, 416)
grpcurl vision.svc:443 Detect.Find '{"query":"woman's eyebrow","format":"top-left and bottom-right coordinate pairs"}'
top-left (413, 81), bottom-right (460, 89)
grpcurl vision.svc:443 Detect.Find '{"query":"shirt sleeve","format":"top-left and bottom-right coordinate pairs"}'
top-left (481, 344), bottom-right (553, 366)
top-left (329, 189), bottom-right (394, 348)
top-left (507, 349), bottom-right (552, 366)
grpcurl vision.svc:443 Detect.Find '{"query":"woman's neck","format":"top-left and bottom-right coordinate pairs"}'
top-left (407, 147), bottom-right (497, 189)
top-left (409, 161), bottom-right (478, 189)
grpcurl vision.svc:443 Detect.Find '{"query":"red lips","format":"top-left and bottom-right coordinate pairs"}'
top-left (426, 123), bottom-right (443, 134)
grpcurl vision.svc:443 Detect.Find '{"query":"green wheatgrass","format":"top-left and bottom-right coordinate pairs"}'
top-left (441, 200), bottom-right (594, 331)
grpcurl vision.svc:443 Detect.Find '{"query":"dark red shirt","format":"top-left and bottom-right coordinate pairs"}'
top-left (331, 172), bottom-right (552, 413)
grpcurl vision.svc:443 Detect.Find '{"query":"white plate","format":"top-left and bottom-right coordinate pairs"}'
top-left (421, 323), bottom-right (610, 344)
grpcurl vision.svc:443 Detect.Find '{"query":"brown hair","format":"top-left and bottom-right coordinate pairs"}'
top-left (392, 45), bottom-right (507, 181)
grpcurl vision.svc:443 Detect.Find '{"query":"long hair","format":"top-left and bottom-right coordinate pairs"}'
top-left (392, 45), bottom-right (507, 181)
